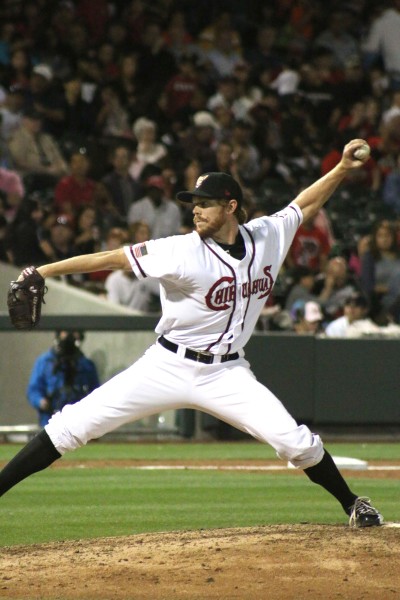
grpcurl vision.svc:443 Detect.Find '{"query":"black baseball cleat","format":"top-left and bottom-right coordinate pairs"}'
top-left (348, 497), bottom-right (384, 528)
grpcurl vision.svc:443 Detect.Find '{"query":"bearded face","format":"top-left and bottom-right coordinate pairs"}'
top-left (192, 199), bottom-right (230, 239)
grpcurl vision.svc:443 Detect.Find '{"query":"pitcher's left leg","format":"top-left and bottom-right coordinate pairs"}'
top-left (196, 360), bottom-right (323, 468)
top-left (195, 360), bottom-right (383, 526)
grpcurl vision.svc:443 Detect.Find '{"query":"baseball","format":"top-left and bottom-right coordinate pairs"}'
top-left (353, 143), bottom-right (371, 161)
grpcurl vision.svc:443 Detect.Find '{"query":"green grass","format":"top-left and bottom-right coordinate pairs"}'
top-left (0, 440), bottom-right (399, 462)
top-left (0, 442), bottom-right (398, 547)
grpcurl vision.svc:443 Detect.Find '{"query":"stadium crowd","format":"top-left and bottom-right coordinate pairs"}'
top-left (2, 0), bottom-right (400, 334)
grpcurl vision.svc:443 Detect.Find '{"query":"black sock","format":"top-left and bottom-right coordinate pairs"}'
top-left (304, 450), bottom-right (357, 514)
top-left (0, 430), bottom-right (61, 497)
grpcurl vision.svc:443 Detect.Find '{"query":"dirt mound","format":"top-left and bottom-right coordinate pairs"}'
top-left (1, 524), bottom-right (399, 599)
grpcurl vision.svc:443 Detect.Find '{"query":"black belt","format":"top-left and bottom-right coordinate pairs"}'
top-left (158, 335), bottom-right (239, 364)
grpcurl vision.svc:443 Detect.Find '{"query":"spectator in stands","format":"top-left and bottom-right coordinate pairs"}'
top-left (291, 300), bottom-right (324, 335)
top-left (129, 117), bottom-right (167, 181)
top-left (93, 83), bottom-right (132, 139)
top-left (297, 62), bottom-right (335, 130)
top-left (207, 140), bottom-right (237, 177)
top-left (288, 212), bottom-right (332, 273)
top-left (127, 219), bottom-right (150, 244)
top-left (204, 27), bottom-right (243, 79)
top-left (73, 205), bottom-right (101, 256)
top-left (127, 174), bottom-right (182, 239)
top-left (96, 41), bottom-right (119, 83)
top-left (26, 63), bottom-right (66, 137)
top-left (270, 62), bottom-right (301, 97)
top-left (85, 225), bottom-right (129, 290)
top-left (348, 234), bottom-right (371, 279)
top-left (54, 149), bottom-right (96, 216)
top-left (212, 103), bottom-right (235, 142)
top-left (105, 20), bottom-right (130, 56)
top-left (324, 292), bottom-right (382, 338)
top-left (208, 72), bottom-right (257, 123)
top-left (162, 9), bottom-right (196, 62)
top-left (0, 86), bottom-right (25, 150)
top-left (114, 53), bottom-right (144, 122)
top-left (381, 90), bottom-right (400, 126)
top-left (0, 165), bottom-right (24, 222)
top-left (3, 48), bottom-right (31, 91)
top-left (244, 24), bottom-right (281, 78)
top-left (101, 144), bottom-right (141, 221)
top-left (104, 270), bottom-right (161, 314)
top-left (360, 219), bottom-right (400, 321)
top-left (179, 111), bottom-right (219, 171)
top-left (121, 0), bottom-right (149, 46)
top-left (105, 220), bottom-right (161, 313)
top-left (284, 266), bottom-right (319, 312)
top-left (135, 20), bottom-right (177, 114)
top-left (8, 108), bottom-right (68, 184)
top-left (3, 196), bottom-right (51, 266)
top-left (45, 213), bottom-right (76, 263)
top-left (48, 0), bottom-right (78, 48)
top-left (66, 23), bottom-right (92, 74)
top-left (27, 330), bottom-right (99, 427)
top-left (229, 119), bottom-right (262, 187)
top-left (362, 0), bottom-right (400, 90)
top-left (316, 256), bottom-right (362, 321)
top-left (161, 54), bottom-right (200, 120)
top-left (313, 10), bottom-right (360, 70)
top-left (59, 73), bottom-right (94, 142)
top-left (197, 9), bottom-right (242, 56)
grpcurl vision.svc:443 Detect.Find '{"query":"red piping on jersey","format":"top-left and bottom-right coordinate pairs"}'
top-left (202, 239), bottom-right (236, 353)
top-left (241, 226), bottom-right (256, 329)
top-left (129, 245), bottom-right (147, 278)
top-left (289, 204), bottom-right (301, 226)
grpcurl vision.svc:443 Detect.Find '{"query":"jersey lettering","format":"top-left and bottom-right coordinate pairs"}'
top-left (252, 265), bottom-right (274, 300)
top-left (205, 266), bottom-right (274, 311)
top-left (206, 277), bottom-right (235, 311)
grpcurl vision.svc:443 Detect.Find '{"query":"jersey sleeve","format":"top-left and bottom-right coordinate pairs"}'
top-left (123, 236), bottom-right (185, 281)
top-left (246, 202), bottom-right (303, 269)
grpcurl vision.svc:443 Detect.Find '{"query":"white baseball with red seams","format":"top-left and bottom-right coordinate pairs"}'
top-left (45, 202), bottom-right (324, 469)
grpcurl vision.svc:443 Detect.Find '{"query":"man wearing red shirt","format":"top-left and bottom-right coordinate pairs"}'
top-left (54, 150), bottom-right (96, 216)
top-left (288, 214), bottom-right (332, 272)
top-left (162, 55), bottom-right (199, 119)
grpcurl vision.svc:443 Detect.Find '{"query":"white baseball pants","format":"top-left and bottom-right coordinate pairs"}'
top-left (45, 343), bottom-right (324, 469)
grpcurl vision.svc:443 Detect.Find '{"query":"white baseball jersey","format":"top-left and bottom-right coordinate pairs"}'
top-left (124, 202), bottom-right (303, 353)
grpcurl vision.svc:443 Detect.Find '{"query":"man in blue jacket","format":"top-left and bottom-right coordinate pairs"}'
top-left (27, 330), bottom-right (100, 426)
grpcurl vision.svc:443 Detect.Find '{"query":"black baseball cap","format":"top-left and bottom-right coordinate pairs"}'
top-left (345, 292), bottom-right (369, 308)
top-left (176, 172), bottom-right (243, 207)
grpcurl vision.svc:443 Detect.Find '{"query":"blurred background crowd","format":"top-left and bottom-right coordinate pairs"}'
top-left (2, 0), bottom-right (400, 336)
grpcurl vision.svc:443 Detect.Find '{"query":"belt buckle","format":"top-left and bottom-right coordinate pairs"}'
top-left (195, 349), bottom-right (213, 364)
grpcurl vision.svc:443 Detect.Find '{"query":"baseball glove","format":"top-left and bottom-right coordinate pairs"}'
top-left (7, 266), bottom-right (47, 330)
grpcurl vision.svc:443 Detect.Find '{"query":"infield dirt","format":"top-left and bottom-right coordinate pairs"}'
top-left (1, 523), bottom-right (399, 600)
top-left (1, 460), bottom-right (399, 599)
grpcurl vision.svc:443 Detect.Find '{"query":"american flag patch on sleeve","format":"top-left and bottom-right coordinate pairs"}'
top-left (133, 243), bottom-right (148, 258)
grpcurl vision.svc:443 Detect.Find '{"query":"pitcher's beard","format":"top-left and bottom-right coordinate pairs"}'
top-left (194, 216), bottom-right (226, 239)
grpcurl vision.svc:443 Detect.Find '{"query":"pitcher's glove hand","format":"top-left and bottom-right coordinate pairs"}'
top-left (7, 266), bottom-right (47, 330)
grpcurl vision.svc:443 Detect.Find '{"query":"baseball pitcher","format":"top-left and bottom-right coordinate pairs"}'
top-left (1, 139), bottom-right (382, 527)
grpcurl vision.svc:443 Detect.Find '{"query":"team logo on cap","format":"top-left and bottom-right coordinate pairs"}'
top-left (195, 175), bottom-right (208, 188)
